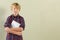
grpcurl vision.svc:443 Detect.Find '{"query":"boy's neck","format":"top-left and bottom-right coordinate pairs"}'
top-left (12, 14), bottom-right (19, 17)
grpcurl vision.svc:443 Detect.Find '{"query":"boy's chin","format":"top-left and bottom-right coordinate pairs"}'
top-left (13, 14), bottom-right (18, 16)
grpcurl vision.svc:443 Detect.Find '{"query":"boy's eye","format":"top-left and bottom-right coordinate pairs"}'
top-left (14, 8), bottom-right (18, 10)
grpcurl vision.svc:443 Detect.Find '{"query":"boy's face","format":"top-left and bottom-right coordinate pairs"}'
top-left (11, 5), bottom-right (20, 16)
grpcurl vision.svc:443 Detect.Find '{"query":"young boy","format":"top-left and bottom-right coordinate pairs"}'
top-left (4, 3), bottom-right (25, 40)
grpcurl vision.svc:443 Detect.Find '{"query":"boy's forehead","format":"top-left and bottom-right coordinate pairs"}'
top-left (11, 5), bottom-right (19, 8)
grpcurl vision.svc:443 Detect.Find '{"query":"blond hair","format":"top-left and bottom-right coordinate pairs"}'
top-left (11, 3), bottom-right (21, 11)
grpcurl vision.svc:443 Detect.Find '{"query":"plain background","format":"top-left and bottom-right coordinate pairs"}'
top-left (0, 0), bottom-right (60, 40)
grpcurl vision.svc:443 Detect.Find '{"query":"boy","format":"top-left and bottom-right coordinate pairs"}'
top-left (4, 3), bottom-right (25, 40)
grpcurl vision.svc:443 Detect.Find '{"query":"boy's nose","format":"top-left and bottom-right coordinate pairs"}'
top-left (14, 9), bottom-right (17, 11)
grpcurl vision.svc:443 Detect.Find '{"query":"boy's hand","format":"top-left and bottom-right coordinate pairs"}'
top-left (17, 32), bottom-right (22, 36)
top-left (5, 27), bottom-right (11, 33)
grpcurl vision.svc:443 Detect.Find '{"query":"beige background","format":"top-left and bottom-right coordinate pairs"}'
top-left (0, 0), bottom-right (60, 40)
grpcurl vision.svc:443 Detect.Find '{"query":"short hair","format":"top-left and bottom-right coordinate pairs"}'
top-left (11, 2), bottom-right (21, 11)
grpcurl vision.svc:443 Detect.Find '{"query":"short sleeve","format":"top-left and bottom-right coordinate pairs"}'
top-left (20, 17), bottom-right (25, 30)
top-left (4, 16), bottom-right (11, 28)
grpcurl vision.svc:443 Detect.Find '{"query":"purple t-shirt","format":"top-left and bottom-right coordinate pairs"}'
top-left (4, 14), bottom-right (25, 40)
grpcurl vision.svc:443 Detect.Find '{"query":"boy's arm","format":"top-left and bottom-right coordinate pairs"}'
top-left (9, 29), bottom-right (22, 36)
top-left (5, 27), bottom-right (22, 36)
top-left (10, 27), bottom-right (23, 32)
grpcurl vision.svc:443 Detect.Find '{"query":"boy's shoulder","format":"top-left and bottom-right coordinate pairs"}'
top-left (18, 15), bottom-right (24, 20)
top-left (7, 15), bottom-right (24, 19)
top-left (7, 15), bottom-right (13, 18)
top-left (19, 15), bottom-right (24, 18)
